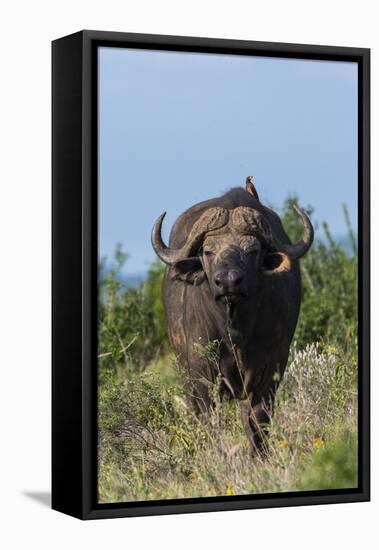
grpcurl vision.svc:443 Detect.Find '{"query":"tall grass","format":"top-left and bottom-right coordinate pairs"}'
top-left (97, 197), bottom-right (358, 502)
top-left (98, 344), bottom-right (357, 502)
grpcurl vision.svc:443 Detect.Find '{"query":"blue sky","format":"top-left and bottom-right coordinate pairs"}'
top-left (99, 47), bottom-right (358, 274)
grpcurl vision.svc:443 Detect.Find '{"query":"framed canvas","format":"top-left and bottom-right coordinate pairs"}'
top-left (52, 30), bottom-right (370, 520)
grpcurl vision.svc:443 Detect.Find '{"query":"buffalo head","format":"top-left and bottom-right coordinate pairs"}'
top-left (151, 200), bottom-right (313, 308)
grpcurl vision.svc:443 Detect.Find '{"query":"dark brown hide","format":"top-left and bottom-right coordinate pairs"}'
top-left (152, 186), bottom-right (313, 455)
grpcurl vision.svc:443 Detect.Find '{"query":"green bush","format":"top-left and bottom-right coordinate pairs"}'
top-left (98, 250), bottom-right (166, 384)
top-left (280, 196), bottom-right (357, 352)
top-left (297, 425), bottom-right (358, 491)
top-left (142, 259), bottom-right (166, 347)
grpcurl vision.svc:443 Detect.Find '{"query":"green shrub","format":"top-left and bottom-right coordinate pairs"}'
top-left (280, 196), bottom-right (357, 352)
top-left (98, 251), bottom-right (166, 384)
top-left (297, 425), bottom-right (358, 491)
top-left (142, 259), bottom-right (166, 348)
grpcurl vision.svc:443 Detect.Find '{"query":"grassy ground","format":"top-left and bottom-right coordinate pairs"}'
top-left (98, 342), bottom-right (357, 503)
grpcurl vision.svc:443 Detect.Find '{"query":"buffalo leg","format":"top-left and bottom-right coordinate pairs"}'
top-left (185, 376), bottom-right (215, 414)
top-left (239, 396), bottom-right (274, 456)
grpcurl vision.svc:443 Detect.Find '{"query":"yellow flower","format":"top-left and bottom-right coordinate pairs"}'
top-left (278, 440), bottom-right (287, 449)
top-left (313, 437), bottom-right (324, 448)
top-left (324, 345), bottom-right (337, 355)
top-left (226, 482), bottom-right (233, 496)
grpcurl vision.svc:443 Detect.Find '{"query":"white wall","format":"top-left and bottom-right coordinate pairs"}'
top-left (0, 1), bottom-right (376, 548)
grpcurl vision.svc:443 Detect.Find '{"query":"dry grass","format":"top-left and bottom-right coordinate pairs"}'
top-left (98, 342), bottom-right (358, 503)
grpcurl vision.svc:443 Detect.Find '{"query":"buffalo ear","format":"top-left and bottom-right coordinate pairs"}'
top-left (262, 252), bottom-right (291, 275)
top-left (171, 257), bottom-right (206, 285)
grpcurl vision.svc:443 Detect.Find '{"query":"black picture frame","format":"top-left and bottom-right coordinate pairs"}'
top-left (52, 30), bottom-right (370, 520)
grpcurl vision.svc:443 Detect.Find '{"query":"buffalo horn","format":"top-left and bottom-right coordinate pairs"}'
top-left (152, 207), bottom-right (229, 265)
top-left (275, 205), bottom-right (314, 259)
top-left (151, 212), bottom-right (187, 265)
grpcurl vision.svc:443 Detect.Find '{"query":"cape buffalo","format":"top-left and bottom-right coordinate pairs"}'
top-left (151, 178), bottom-right (313, 454)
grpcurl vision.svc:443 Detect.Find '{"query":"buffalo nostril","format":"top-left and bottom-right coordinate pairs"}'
top-left (214, 275), bottom-right (223, 287)
top-left (214, 270), bottom-right (227, 287)
top-left (228, 270), bottom-right (243, 286)
top-left (214, 270), bottom-right (243, 289)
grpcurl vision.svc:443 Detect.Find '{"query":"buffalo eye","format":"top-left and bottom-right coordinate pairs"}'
top-left (203, 249), bottom-right (214, 257)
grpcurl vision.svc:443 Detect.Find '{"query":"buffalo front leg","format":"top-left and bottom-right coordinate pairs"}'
top-left (187, 378), bottom-right (215, 414)
top-left (183, 351), bottom-right (218, 414)
top-left (182, 369), bottom-right (217, 415)
top-left (239, 396), bottom-right (274, 456)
